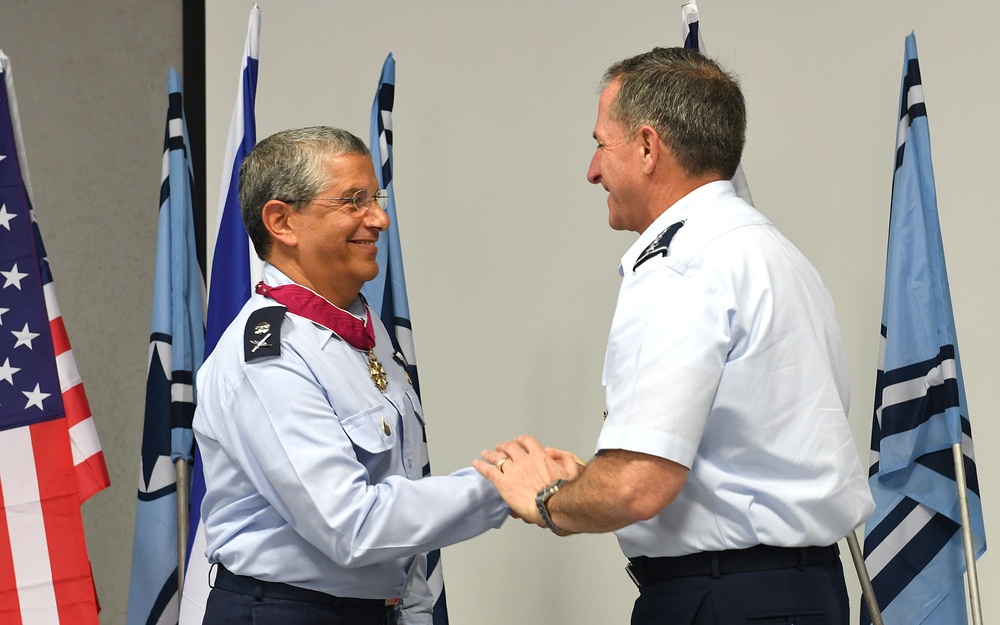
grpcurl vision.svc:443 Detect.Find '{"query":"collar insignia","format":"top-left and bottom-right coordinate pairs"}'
top-left (633, 220), bottom-right (685, 271)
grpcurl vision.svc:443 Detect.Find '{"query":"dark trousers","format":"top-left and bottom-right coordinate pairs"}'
top-left (629, 547), bottom-right (850, 625)
top-left (202, 565), bottom-right (397, 625)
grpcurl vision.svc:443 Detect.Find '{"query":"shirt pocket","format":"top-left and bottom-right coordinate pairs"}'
top-left (340, 405), bottom-right (397, 454)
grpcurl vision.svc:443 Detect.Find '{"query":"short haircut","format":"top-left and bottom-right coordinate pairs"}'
top-left (603, 47), bottom-right (746, 179)
top-left (239, 126), bottom-right (370, 259)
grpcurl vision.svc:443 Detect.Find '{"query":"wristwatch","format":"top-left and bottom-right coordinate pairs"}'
top-left (535, 479), bottom-right (567, 535)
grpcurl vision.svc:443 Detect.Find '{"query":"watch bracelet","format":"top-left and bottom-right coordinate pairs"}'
top-left (535, 479), bottom-right (567, 534)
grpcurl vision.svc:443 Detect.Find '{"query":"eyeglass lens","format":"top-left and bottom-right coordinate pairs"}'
top-left (351, 189), bottom-right (389, 211)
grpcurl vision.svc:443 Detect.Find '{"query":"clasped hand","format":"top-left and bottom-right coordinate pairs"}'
top-left (473, 435), bottom-right (585, 531)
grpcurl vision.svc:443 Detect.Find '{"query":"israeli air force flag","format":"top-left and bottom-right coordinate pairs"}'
top-left (126, 69), bottom-right (205, 625)
top-left (862, 33), bottom-right (986, 625)
top-left (362, 53), bottom-right (450, 625)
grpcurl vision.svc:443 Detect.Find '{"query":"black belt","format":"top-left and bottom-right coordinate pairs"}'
top-left (212, 563), bottom-right (398, 607)
top-left (626, 544), bottom-right (840, 588)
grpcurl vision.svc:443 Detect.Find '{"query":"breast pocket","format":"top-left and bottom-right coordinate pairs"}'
top-left (403, 386), bottom-right (425, 426)
top-left (341, 405), bottom-right (397, 454)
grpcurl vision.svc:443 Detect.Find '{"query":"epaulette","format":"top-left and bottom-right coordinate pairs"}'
top-left (244, 305), bottom-right (286, 362)
top-left (633, 220), bottom-right (685, 271)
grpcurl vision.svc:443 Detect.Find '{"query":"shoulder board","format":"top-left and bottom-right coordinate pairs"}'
top-left (633, 220), bottom-right (685, 272)
top-left (244, 305), bottom-right (286, 362)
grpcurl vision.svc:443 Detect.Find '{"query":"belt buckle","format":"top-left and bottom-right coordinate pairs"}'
top-left (625, 562), bottom-right (642, 589)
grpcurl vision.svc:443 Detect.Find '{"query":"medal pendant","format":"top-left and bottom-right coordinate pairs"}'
top-left (368, 350), bottom-right (387, 393)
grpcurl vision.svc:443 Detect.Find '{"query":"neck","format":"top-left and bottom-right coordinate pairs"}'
top-left (267, 256), bottom-right (359, 309)
top-left (640, 173), bottom-right (724, 232)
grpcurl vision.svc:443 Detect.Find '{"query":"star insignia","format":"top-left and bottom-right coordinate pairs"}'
top-left (0, 357), bottom-right (18, 384)
top-left (23, 383), bottom-right (51, 410)
top-left (12, 323), bottom-right (40, 349)
top-left (2, 263), bottom-right (29, 289)
top-left (0, 203), bottom-right (15, 230)
top-left (0, 306), bottom-right (9, 325)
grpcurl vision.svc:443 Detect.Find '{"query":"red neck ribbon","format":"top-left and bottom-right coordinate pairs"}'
top-left (255, 281), bottom-right (375, 351)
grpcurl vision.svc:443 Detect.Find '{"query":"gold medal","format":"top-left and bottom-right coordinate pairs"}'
top-left (368, 350), bottom-right (387, 393)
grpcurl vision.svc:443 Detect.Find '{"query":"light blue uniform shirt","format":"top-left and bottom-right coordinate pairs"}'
top-left (598, 181), bottom-right (874, 558)
top-left (194, 264), bottom-right (507, 623)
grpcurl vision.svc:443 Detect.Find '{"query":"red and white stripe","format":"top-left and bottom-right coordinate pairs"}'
top-left (0, 419), bottom-right (100, 624)
top-left (43, 282), bottom-right (109, 502)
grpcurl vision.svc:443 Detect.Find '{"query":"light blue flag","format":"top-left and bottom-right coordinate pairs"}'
top-left (127, 68), bottom-right (205, 625)
top-left (862, 33), bottom-right (986, 625)
top-left (680, 1), bottom-right (753, 206)
top-left (363, 54), bottom-right (420, 395)
top-left (178, 6), bottom-right (259, 624)
top-left (362, 53), bottom-right (449, 624)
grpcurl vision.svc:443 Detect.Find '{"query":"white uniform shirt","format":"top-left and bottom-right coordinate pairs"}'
top-left (597, 181), bottom-right (874, 558)
top-left (194, 264), bottom-right (508, 623)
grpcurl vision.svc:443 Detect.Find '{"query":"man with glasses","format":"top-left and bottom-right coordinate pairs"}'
top-left (475, 48), bottom-right (874, 625)
top-left (194, 126), bottom-right (508, 625)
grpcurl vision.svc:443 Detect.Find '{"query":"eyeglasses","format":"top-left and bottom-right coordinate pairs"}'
top-left (300, 189), bottom-right (389, 212)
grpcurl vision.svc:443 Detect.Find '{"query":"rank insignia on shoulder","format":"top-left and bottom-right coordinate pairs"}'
top-left (245, 305), bottom-right (286, 362)
top-left (633, 220), bottom-right (685, 271)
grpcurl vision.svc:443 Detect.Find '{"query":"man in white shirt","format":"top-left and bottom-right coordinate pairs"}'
top-left (475, 47), bottom-right (874, 625)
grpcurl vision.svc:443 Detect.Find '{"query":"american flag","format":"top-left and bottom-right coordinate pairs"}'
top-left (0, 50), bottom-right (109, 625)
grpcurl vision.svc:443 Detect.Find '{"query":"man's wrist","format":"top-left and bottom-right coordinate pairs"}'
top-left (535, 479), bottom-right (568, 535)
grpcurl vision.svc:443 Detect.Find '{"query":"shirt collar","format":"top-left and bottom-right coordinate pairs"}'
top-left (619, 180), bottom-right (736, 276)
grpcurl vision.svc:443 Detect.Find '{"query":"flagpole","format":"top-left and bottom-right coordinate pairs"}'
top-left (176, 459), bottom-right (189, 592)
top-left (845, 530), bottom-right (884, 625)
top-left (952, 443), bottom-right (983, 625)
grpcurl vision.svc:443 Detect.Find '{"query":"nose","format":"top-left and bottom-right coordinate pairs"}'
top-left (586, 150), bottom-right (601, 185)
top-left (366, 202), bottom-right (390, 232)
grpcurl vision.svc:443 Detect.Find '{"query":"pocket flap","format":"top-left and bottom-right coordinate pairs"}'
top-left (341, 405), bottom-right (396, 454)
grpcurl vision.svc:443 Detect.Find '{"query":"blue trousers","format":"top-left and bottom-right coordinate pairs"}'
top-left (202, 566), bottom-right (397, 625)
top-left (630, 557), bottom-right (850, 625)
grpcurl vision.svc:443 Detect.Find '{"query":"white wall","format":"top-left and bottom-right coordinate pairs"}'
top-left (206, 2), bottom-right (999, 623)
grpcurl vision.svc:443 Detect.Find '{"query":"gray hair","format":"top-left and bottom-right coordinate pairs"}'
top-left (602, 47), bottom-right (745, 180)
top-left (239, 126), bottom-right (371, 259)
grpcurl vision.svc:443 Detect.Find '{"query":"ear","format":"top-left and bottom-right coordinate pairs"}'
top-left (636, 125), bottom-right (661, 175)
top-left (261, 199), bottom-right (299, 249)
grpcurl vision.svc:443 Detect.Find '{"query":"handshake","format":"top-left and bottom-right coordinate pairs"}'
top-left (473, 435), bottom-right (587, 535)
